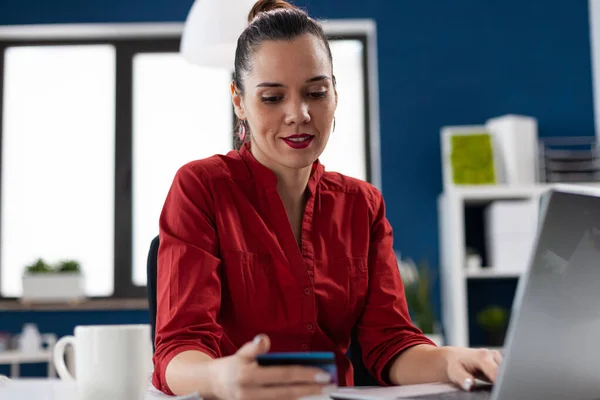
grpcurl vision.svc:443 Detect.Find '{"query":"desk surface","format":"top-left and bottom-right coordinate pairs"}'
top-left (0, 378), bottom-right (195, 400)
top-left (1, 379), bottom-right (484, 400)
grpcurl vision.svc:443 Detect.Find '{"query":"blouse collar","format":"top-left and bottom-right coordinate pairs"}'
top-left (238, 142), bottom-right (324, 195)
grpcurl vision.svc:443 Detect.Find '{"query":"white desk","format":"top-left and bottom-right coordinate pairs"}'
top-left (0, 379), bottom-right (193, 399)
top-left (0, 378), bottom-right (332, 399)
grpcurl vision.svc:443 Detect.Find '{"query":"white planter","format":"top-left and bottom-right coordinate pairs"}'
top-left (21, 273), bottom-right (85, 303)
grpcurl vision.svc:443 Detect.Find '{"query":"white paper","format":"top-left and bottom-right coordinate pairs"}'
top-left (330, 383), bottom-right (459, 399)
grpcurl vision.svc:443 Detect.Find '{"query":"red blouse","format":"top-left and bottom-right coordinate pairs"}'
top-left (152, 143), bottom-right (434, 395)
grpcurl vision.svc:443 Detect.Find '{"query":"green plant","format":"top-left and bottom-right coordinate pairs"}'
top-left (477, 306), bottom-right (509, 333)
top-left (399, 258), bottom-right (437, 334)
top-left (24, 258), bottom-right (54, 274)
top-left (55, 260), bottom-right (81, 273)
top-left (23, 258), bottom-right (82, 274)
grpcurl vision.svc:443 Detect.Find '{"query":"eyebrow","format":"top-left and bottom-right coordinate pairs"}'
top-left (256, 75), bottom-right (330, 88)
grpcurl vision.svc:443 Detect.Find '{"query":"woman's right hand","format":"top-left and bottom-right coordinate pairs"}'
top-left (210, 334), bottom-right (334, 400)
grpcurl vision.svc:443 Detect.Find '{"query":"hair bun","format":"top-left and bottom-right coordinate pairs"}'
top-left (248, 0), bottom-right (296, 23)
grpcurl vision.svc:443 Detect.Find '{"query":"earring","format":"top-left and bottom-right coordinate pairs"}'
top-left (333, 117), bottom-right (336, 132)
top-left (238, 120), bottom-right (247, 142)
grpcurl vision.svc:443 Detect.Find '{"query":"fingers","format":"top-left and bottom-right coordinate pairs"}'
top-left (254, 334), bottom-right (271, 354)
top-left (239, 365), bottom-right (333, 386)
top-left (475, 349), bottom-right (499, 383)
top-left (235, 384), bottom-right (335, 400)
top-left (473, 349), bottom-right (502, 383)
top-left (448, 364), bottom-right (475, 392)
top-left (233, 334), bottom-right (333, 388)
top-left (236, 334), bottom-right (271, 360)
top-left (491, 349), bottom-right (503, 365)
top-left (447, 348), bottom-right (502, 391)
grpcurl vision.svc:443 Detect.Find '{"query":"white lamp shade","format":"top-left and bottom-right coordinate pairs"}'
top-left (180, 0), bottom-right (257, 70)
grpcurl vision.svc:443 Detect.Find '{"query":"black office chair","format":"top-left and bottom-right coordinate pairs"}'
top-left (146, 235), bottom-right (378, 386)
top-left (147, 234), bottom-right (160, 353)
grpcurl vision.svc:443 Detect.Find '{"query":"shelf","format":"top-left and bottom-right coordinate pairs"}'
top-left (447, 185), bottom-right (544, 203)
top-left (439, 181), bottom-right (600, 347)
top-left (0, 350), bottom-right (51, 364)
top-left (444, 182), bottom-right (600, 204)
top-left (0, 298), bottom-right (148, 311)
top-left (466, 268), bottom-right (521, 279)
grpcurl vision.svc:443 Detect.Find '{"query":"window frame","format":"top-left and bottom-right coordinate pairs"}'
top-left (0, 20), bottom-right (380, 300)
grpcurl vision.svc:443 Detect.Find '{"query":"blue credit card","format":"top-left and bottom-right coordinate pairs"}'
top-left (257, 352), bottom-right (335, 365)
top-left (256, 352), bottom-right (337, 383)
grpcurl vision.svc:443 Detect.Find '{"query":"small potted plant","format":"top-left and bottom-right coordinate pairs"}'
top-left (21, 258), bottom-right (85, 303)
top-left (398, 254), bottom-right (444, 346)
top-left (476, 305), bottom-right (509, 347)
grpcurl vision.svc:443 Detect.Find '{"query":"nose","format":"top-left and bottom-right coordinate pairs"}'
top-left (284, 96), bottom-right (311, 126)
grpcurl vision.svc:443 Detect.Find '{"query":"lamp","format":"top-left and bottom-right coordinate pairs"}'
top-left (180, 0), bottom-right (257, 70)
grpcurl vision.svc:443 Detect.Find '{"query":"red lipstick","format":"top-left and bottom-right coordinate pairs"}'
top-left (282, 134), bottom-right (314, 149)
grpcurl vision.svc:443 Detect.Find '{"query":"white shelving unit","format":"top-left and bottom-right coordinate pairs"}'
top-left (437, 183), bottom-right (600, 347)
top-left (0, 349), bottom-right (55, 377)
top-left (465, 269), bottom-right (522, 279)
top-left (0, 334), bottom-right (57, 378)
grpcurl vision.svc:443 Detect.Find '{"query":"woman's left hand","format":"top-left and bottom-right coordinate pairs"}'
top-left (443, 347), bottom-right (503, 391)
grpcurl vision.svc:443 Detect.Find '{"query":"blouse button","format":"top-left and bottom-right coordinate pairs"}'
top-left (304, 288), bottom-right (312, 295)
top-left (301, 343), bottom-right (309, 350)
top-left (306, 324), bottom-right (313, 331)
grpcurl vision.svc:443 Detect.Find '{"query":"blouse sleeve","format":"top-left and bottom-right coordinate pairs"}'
top-left (355, 189), bottom-right (436, 386)
top-left (151, 163), bottom-right (223, 395)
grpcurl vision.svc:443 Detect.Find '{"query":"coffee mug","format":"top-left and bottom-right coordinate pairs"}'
top-left (53, 324), bottom-right (152, 400)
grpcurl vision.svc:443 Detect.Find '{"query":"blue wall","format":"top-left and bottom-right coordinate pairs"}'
top-left (0, 0), bottom-right (595, 366)
top-left (303, 0), bottom-right (595, 258)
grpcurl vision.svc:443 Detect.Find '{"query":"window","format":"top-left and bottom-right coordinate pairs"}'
top-left (1, 45), bottom-right (115, 297)
top-left (321, 39), bottom-right (368, 181)
top-left (0, 21), bottom-right (380, 298)
top-left (131, 53), bottom-right (233, 286)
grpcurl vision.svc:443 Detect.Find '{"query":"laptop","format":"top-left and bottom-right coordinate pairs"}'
top-left (331, 185), bottom-right (600, 400)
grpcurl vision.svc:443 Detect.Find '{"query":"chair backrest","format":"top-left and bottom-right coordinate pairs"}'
top-left (347, 329), bottom-right (379, 386)
top-left (145, 235), bottom-right (377, 386)
top-left (147, 235), bottom-right (160, 352)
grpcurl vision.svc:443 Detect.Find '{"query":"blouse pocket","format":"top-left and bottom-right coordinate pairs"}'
top-left (220, 251), bottom-right (296, 338)
top-left (346, 257), bottom-right (368, 312)
top-left (315, 256), bottom-right (369, 330)
top-left (220, 251), bottom-right (273, 307)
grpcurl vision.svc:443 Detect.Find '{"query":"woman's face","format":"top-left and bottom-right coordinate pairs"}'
top-left (232, 33), bottom-right (337, 172)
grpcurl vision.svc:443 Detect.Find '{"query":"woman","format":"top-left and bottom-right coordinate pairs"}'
top-left (153, 0), bottom-right (502, 398)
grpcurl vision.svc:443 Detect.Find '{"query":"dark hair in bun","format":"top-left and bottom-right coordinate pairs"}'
top-left (247, 0), bottom-right (296, 23)
top-left (232, 0), bottom-right (334, 150)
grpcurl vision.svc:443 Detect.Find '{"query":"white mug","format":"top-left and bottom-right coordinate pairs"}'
top-left (53, 324), bottom-right (152, 400)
